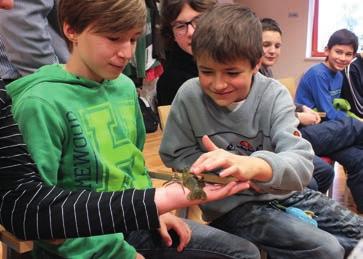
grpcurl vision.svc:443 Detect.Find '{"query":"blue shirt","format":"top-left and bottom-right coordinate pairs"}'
top-left (295, 63), bottom-right (346, 120)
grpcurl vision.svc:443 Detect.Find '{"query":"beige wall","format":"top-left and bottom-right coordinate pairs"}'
top-left (235, 0), bottom-right (321, 80)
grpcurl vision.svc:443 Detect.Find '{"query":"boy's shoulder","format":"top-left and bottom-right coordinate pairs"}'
top-left (6, 64), bottom-right (61, 100)
top-left (176, 77), bottom-right (202, 96)
top-left (302, 63), bottom-right (334, 80)
top-left (254, 73), bottom-right (286, 95)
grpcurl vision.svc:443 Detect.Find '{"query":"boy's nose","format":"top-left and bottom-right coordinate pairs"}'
top-left (214, 77), bottom-right (228, 90)
top-left (117, 42), bottom-right (133, 59)
top-left (268, 46), bottom-right (276, 53)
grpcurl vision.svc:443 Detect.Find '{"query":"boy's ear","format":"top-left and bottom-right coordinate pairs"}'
top-left (324, 46), bottom-right (330, 57)
top-left (253, 58), bottom-right (262, 74)
top-left (63, 22), bottom-right (78, 44)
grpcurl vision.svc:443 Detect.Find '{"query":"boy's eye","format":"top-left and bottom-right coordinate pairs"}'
top-left (199, 70), bottom-right (213, 75)
top-left (107, 37), bottom-right (120, 41)
top-left (227, 71), bottom-right (240, 76)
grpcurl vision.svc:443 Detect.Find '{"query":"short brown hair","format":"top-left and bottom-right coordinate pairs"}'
top-left (58, 0), bottom-right (147, 50)
top-left (261, 18), bottom-right (282, 35)
top-left (160, 0), bottom-right (217, 49)
top-left (192, 4), bottom-right (262, 68)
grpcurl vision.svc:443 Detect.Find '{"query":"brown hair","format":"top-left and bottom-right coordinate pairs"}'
top-left (261, 18), bottom-right (282, 35)
top-left (58, 0), bottom-right (147, 50)
top-left (160, 0), bottom-right (216, 49)
top-left (192, 4), bottom-right (262, 68)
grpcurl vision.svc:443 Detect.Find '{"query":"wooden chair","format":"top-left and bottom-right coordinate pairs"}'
top-left (277, 77), bottom-right (297, 100)
top-left (0, 225), bottom-right (33, 258)
top-left (157, 105), bottom-right (171, 130)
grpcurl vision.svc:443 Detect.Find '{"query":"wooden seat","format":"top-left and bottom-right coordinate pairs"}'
top-left (157, 105), bottom-right (171, 130)
top-left (0, 225), bottom-right (33, 258)
top-left (277, 77), bottom-right (297, 99)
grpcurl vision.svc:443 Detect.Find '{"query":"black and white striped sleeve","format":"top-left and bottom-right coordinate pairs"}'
top-left (0, 87), bottom-right (159, 240)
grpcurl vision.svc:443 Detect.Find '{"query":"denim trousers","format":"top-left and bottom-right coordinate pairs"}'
top-left (209, 188), bottom-right (363, 259)
top-left (126, 219), bottom-right (260, 259)
top-left (300, 117), bottom-right (363, 211)
top-left (307, 155), bottom-right (335, 193)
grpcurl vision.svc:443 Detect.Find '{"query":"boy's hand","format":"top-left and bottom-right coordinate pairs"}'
top-left (156, 179), bottom-right (250, 214)
top-left (158, 213), bottom-right (191, 252)
top-left (297, 105), bottom-right (321, 126)
top-left (190, 135), bottom-right (272, 182)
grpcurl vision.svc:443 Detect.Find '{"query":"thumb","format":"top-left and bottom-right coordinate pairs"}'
top-left (202, 135), bottom-right (218, 151)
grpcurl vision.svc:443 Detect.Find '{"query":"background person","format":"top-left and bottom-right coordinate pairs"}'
top-left (296, 29), bottom-right (363, 213)
top-left (259, 17), bottom-right (334, 193)
top-left (156, 0), bottom-right (216, 106)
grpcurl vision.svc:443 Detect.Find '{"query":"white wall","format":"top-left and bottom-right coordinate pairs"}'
top-left (235, 0), bottom-right (321, 80)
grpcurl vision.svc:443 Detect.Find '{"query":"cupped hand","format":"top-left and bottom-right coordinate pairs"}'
top-left (158, 213), bottom-right (191, 252)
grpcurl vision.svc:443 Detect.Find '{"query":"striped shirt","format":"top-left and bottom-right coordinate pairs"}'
top-left (0, 83), bottom-right (159, 240)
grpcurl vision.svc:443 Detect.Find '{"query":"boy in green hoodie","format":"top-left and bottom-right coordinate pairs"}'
top-left (6, 0), bottom-right (259, 258)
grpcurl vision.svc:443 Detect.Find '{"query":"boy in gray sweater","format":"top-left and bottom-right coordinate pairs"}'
top-left (160, 4), bottom-right (363, 258)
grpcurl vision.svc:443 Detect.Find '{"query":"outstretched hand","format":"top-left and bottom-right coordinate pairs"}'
top-left (190, 135), bottom-right (272, 182)
top-left (156, 175), bottom-right (250, 215)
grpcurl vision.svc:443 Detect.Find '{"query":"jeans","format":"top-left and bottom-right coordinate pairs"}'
top-left (126, 219), bottom-right (260, 259)
top-left (209, 188), bottom-right (363, 259)
top-left (308, 156), bottom-right (335, 193)
top-left (300, 117), bottom-right (363, 211)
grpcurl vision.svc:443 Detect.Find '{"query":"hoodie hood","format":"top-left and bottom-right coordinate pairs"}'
top-left (6, 64), bottom-right (103, 107)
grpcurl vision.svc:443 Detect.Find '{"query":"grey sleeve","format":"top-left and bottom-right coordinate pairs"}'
top-left (0, 0), bottom-right (69, 76)
top-left (251, 88), bottom-right (314, 193)
top-left (159, 84), bottom-right (203, 170)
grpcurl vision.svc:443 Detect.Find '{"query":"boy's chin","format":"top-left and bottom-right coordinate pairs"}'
top-left (104, 73), bottom-right (122, 81)
top-left (211, 99), bottom-right (234, 107)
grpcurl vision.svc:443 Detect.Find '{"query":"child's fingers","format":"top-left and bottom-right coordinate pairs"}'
top-left (201, 135), bottom-right (219, 151)
top-left (190, 155), bottom-right (211, 173)
top-left (219, 166), bottom-right (247, 181)
top-left (158, 224), bottom-right (172, 247)
top-left (231, 181), bottom-right (250, 194)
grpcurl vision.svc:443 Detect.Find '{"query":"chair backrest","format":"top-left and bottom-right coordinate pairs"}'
top-left (277, 77), bottom-right (297, 99)
top-left (157, 105), bottom-right (171, 130)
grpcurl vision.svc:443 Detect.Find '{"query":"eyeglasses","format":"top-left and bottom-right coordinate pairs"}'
top-left (172, 16), bottom-right (200, 37)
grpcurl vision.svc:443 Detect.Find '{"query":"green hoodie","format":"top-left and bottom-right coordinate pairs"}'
top-left (7, 64), bottom-right (152, 258)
